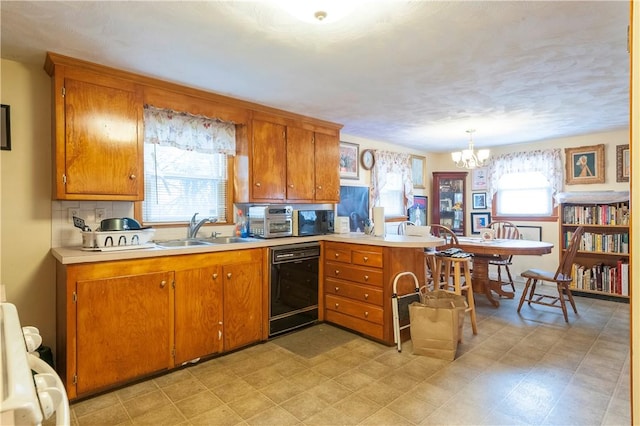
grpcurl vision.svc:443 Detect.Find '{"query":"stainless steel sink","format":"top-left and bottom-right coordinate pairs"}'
top-left (201, 236), bottom-right (252, 244)
top-left (155, 239), bottom-right (215, 248)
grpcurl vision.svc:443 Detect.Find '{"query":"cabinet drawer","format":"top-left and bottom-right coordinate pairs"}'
top-left (325, 245), bottom-right (351, 264)
top-left (352, 249), bottom-right (383, 268)
top-left (325, 310), bottom-right (384, 341)
top-left (325, 278), bottom-right (383, 306)
top-left (325, 261), bottom-right (383, 287)
top-left (325, 294), bottom-right (383, 325)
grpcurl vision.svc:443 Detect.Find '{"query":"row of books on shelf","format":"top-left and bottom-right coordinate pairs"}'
top-left (564, 230), bottom-right (629, 254)
top-left (570, 260), bottom-right (629, 296)
top-left (562, 203), bottom-right (629, 226)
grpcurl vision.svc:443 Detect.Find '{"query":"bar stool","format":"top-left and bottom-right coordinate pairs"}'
top-left (433, 255), bottom-right (478, 337)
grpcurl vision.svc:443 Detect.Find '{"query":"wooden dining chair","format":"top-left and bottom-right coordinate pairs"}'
top-left (397, 221), bottom-right (415, 235)
top-left (424, 225), bottom-right (459, 290)
top-left (517, 226), bottom-right (585, 322)
top-left (488, 221), bottom-right (521, 292)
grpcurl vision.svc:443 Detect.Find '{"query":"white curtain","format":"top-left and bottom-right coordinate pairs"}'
top-left (143, 105), bottom-right (236, 155)
top-left (371, 150), bottom-right (414, 208)
top-left (486, 148), bottom-right (564, 201)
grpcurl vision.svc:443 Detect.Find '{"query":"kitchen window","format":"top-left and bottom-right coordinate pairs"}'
top-left (142, 106), bottom-right (236, 224)
top-left (371, 150), bottom-right (413, 218)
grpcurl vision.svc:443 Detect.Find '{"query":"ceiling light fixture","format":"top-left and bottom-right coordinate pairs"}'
top-left (278, 1), bottom-right (359, 24)
top-left (451, 129), bottom-right (490, 169)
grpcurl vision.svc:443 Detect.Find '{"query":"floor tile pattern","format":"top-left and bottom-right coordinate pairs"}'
top-left (64, 286), bottom-right (631, 425)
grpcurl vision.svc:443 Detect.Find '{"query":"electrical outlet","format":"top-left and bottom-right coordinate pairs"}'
top-left (95, 208), bottom-right (107, 221)
top-left (67, 207), bottom-right (80, 223)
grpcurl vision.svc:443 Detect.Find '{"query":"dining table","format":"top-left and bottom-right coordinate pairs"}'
top-left (455, 237), bottom-right (554, 307)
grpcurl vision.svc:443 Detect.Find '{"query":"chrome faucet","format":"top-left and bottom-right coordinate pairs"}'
top-left (187, 213), bottom-right (217, 239)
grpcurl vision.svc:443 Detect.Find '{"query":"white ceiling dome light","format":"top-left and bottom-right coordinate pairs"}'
top-left (276, 0), bottom-right (361, 24)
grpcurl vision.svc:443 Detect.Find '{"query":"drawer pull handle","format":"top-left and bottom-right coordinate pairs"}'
top-left (212, 273), bottom-right (218, 279)
top-left (160, 280), bottom-right (167, 288)
top-left (334, 253), bottom-right (339, 258)
top-left (363, 256), bottom-right (369, 262)
top-left (129, 174), bottom-right (136, 180)
top-left (364, 311), bottom-right (369, 318)
top-left (255, 182), bottom-right (261, 187)
top-left (335, 303), bottom-right (339, 308)
top-left (335, 270), bottom-right (340, 275)
top-left (227, 273), bottom-right (232, 279)
top-left (364, 275), bottom-right (369, 281)
top-left (317, 185), bottom-right (322, 190)
top-left (364, 293), bottom-right (369, 299)
top-left (289, 184), bottom-right (294, 188)
top-left (335, 287), bottom-right (340, 292)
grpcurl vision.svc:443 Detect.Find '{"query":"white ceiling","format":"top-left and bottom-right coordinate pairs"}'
top-left (0, 1), bottom-right (630, 152)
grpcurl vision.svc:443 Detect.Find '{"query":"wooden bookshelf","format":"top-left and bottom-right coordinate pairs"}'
top-left (557, 191), bottom-right (630, 300)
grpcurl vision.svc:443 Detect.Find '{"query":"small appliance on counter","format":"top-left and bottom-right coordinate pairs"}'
top-left (292, 209), bottom-right (335, 236)
top-left (335, 216), bottom-right (350, 234)
top-left (248, 205), bottom-right (293, 238)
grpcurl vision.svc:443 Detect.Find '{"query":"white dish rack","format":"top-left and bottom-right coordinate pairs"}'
top-left (82, 229), bottom-right (155, 249)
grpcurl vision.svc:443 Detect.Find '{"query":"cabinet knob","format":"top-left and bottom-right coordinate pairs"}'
top-left (317, 185), bottom-right (322, 190)
top-left (364, 311), bottom-right (369, 318)
top-left (255, 182), bottom-right (261, 187)
top-left (334, 253), bottom-right (339, 258)
top-left (129, 174), bottom-right (136, 180)
top-left (289, 184), bottom-right (294, 188)
top-left (364, 275), bottom-right (369, 281)
top-left (334, 270), bottom-right (340, 275)
top-left (212, 273), bottom-right (218, 280)
top-left (363, 256), bottom-right (369, 262)
top-left (160, 280), bottom-right (167, 288)
top-left (335, 303), bottom-right (339, 308)
top-left (364, 293), bottom-right (369, 299)
top-left (335, 287), bottom-right (340, 292)
top-left (227, 272), bottom-right (232, 279)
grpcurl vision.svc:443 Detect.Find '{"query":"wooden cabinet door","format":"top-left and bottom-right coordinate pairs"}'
top-left (62, 75), bottom-right (142, 199)
top-left (251, 119), bottom-right (286, 201)
top-left (314, 132), bottom-right (340, 202)
top-left (75, 271), bottom-right (173, 395)
top-left (286, 126), bottom-right (315, 200)
top-left (174, 266), bottom-right (223, 365)
top-left (221, 260), bottom-right (263, 351)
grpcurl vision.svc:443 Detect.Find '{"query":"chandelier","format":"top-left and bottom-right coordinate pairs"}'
top-left (451, 129), bottom-right (490, 169)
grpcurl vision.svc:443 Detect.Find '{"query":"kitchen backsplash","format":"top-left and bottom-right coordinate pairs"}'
top-left (51, 201), bottom-right (236, 247)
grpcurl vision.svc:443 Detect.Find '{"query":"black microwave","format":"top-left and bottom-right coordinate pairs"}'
top-left (293, 210), bottom-right (334, 236)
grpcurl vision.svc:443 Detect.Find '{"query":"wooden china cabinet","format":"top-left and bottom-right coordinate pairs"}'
top-left (431, 172), bottom-right (468, 235)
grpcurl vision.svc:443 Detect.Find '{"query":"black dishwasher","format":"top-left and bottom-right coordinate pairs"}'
top-left (269, 242), bottom-right (320, 336)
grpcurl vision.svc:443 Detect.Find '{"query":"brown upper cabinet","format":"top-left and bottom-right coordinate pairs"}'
top-left (44, 52), bottom-right (342, 203)
top-left (46, 63), bottom-right (144, 200)
top-left (237, 113), bottom-right (341, 203)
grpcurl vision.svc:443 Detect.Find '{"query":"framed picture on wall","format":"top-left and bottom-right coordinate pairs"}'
top-left (470, 212), bottom-right (491, 234)
top-left (565, 144), bottom-right (605, 184)
top-left (410, 155), bottom-right (426, 188)
top-left (471, 167), bottom-right (487, 190)
top-left (339, 142), bottom-right (359, 179)
top-left (616, 144), bottom-right (630, 182)
top-left (472, 192), bottom-right (487, 209)
top-left (515, 225), bottom-right (542, 241)
top-left (407, 195), bottom-right (427, 226)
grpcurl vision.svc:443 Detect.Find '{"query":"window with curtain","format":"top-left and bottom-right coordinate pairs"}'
top-left (142, 105), bottom-right (236, 224)
top-left (487, 149), bottom-right (563, 218)
top-left (371, 150), bottom-right (413, 217)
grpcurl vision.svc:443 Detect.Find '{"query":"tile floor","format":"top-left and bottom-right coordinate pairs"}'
top-left (65, 285), bottom-right (631, 425)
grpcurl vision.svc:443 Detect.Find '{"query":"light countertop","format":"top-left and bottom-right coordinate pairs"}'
top-left (51, 233), bottom-right (444, 265)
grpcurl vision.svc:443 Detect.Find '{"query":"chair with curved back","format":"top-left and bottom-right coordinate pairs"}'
top-left (517, 226), bottom-right (585, 322)
top-left (487, 221), bottom-right (521, 292)
top-left (397, 220), bottom-right (415, 235)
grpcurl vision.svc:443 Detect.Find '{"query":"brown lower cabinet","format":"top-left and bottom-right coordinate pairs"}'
top-left (56, 249), bottom-right (264, 400)
top-left (323, 242), bottom-right (426, 345)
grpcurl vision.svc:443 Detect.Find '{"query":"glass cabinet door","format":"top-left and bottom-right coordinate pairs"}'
top-left (432, 172), bottom-right (467, 235)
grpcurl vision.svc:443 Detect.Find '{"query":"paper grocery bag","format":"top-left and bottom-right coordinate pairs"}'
top-left (409, 299), bottom-right (466, 361)
top-left (419, 289), bottom-right (467, 343)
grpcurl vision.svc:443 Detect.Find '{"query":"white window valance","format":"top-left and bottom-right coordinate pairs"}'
top-left (487, 148), bottom-right (564, 201)
top-left (143, 105), bottom-right (236, 156)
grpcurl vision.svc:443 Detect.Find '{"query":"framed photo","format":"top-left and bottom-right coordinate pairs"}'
top-left (407, 195), bottom-right (427, 226)
top-left (410, 155), bottom-right (426, 188)
top-left (616, 144), bottom-right (630, 182)
top-left (470, 212), bottom-right (491, 234)
top-left (439, 199), bottom-right (452, 212)
top-left (472, 192), bottom-right (487, 210)
top-left (471, 167), bottom-right (487, 190)
top-left (441, 218), bottom-right (453, 228)
top-left (1, 104), bottom-right (10, 151)
top-left (564, 144), bottom-right (605, 184)
top-left (339, 141), bottom-right (359, 179)
top-left (514, 225), bottom-right (542, 241)
top-left (337, 185), bottom-right (369, 232)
